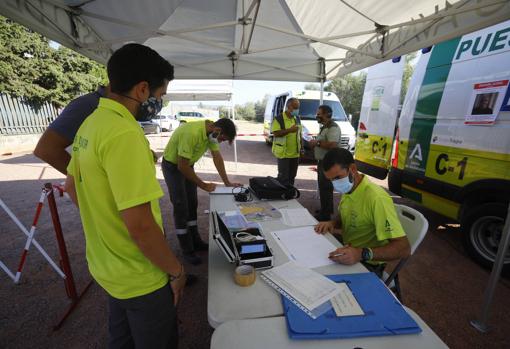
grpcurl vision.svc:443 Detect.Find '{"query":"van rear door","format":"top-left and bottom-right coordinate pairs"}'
top-left (355, 58), bottom-right (405, 179)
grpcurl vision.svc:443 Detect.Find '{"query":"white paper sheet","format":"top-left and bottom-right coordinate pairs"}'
top-left (271, 227), bottom-right (337, 268)
top-left (280, 208), bottom-right (318, 227)
top-left (261, 261), bottom-right (341, 311)
top-left (210, 186), bottom-right (235, 195)
top-left (330, 282), bottom-right (365, 317)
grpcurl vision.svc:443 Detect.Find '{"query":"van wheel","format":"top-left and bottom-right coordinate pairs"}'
top-left (461, 202), bottom-right (509, 273)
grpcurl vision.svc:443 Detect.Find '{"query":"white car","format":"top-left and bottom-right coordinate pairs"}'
top-left (152, 115), bottom-right (179, 131)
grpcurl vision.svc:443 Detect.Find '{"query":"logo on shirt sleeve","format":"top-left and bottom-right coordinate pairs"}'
top-left (385, 219), bottom-right (393, 232)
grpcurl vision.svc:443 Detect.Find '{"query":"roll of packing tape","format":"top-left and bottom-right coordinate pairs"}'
top-left (234, 265), bottom-right (256, 287)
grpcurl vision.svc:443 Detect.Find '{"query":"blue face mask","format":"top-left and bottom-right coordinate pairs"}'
top-left (332, 173), bottom-right (354, 194)
top-left (291, 109), bottom-right (299, 117)
top-left (138, 96), bottom-right (163, 121)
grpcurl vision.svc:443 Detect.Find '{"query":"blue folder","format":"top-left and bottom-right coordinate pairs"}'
top-left (283, 272), bottom-right (422, 339)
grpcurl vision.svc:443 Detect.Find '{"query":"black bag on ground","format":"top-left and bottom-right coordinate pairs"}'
top-left (249, 176), bottom-right (300, 200)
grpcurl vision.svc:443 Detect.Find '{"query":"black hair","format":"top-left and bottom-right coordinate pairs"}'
top-left (318, 104), bottom-right (333, 118)
top-left (322, 148), bottom-right (354, 171)
top-left (286, 97), bottom-right (299, 107)
top-left (214, 118), bottom-right (237, 143)
top-left (107, 43), bottom-right (174, 94)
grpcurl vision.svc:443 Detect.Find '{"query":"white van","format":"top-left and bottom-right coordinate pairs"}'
top-left (356, 20), bottom-right (510, 271)
top-left (263, 90), bottom-right (356, 158)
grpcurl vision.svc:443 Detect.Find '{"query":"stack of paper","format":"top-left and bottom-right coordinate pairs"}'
top-left (271, 227), bottom-right (337, 268)
top-left (280, 208), bottom-right (318, 227)
top-left (261, 261), bottom-right (340, 318)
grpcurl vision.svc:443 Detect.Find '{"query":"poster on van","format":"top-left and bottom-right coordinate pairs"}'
top-left (465, 80), bottom-right (509, 125)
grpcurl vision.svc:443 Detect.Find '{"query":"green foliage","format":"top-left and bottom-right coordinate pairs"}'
top-left (0, 16), bottom-right (107, 108)
top-left (401, 52), bottom-right (417, 104)
top-left (325, 72), bottom-right (367, 117)
top-left (235, 102), bottom-right (256, 121)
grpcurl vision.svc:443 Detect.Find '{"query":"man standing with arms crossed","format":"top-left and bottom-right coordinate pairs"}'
top-left (308, 105), bottom-right (342, 221)
top-left (271, 97), bottom-right (302, 186)
top-left (65, 43), bottom-right (184, 348)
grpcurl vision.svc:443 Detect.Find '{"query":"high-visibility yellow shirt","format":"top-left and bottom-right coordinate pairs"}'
top-left (163, 120), bottom-right (220, 164)
top-left (67, 98), bottom-right (167, 299)
top-left (339, 176), bottom-right (406, 263)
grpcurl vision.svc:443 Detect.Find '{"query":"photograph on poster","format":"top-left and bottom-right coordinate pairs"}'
top-left (465, 80), bottom-right (509, 125)
top-left (471, 93), bottom-right (497, 115)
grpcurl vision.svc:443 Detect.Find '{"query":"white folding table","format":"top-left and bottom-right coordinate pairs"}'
top-left (210, 307), bottom-right (448, 349)
top-left (207, 195), bottom-right (367, 328)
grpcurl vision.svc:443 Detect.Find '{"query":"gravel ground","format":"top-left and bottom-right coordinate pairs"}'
top-left (0, 120), bottom-right (509, 348)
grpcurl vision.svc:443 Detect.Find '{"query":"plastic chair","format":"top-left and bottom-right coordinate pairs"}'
top-left (384, 204), bottom-right (428, 302)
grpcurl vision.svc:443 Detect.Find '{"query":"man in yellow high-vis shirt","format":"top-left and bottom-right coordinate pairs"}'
top-left (314, 148), bottom-right (410, 277)
top-left (65, 44), bottom-right (184, 348)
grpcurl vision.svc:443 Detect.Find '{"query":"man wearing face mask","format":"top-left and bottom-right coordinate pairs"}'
top-left (162, 118), bottom-right (241, 265)
top-left (307, 105), bottom-right (342, 221)
top-left (271, 98), bottom-right (302, 186)
top-left (65, 44), bottom-right (184, 348)
top-left (314, 148), bottom-right (410, 277)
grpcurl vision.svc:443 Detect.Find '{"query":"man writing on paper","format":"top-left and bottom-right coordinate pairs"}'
top-left (314, 148), bottom-right (410, 276)
top-left (162, 118), bottom-right (241, 265)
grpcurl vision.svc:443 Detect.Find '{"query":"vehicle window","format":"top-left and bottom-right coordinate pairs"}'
top-left (298, 99), bottom-right (348, 121)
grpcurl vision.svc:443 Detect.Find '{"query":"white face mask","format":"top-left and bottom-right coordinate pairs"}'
top-left (209, 132), bottom-right (220, 144)
top-left (332, 172), bottom-right (354, 194)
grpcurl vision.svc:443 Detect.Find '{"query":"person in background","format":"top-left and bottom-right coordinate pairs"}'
top-left (314, 148), bottom-right (410, 277)
top-left (308, 105), bottom-right (341, 221)
top-left (271, 97), bottom-right (302, 186)
top-left (161, 118), bottom-right (240, 265)
top-left (34, 86), bottom-right (108, 174)
top-left (65, 43), bottom-right (184, 348)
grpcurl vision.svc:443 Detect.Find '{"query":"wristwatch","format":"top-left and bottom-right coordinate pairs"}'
top-left (361, 248), bottom-right (373, 262)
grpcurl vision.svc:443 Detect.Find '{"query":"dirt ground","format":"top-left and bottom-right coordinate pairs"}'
top-left (0, 121), bottom-right (509, 349)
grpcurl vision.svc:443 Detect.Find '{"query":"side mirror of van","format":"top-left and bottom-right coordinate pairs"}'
top-left (348, 114), bottom-right (352, 122)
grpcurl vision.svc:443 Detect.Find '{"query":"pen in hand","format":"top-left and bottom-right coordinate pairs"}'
top-left (329, 252), bottom-right (345, 258)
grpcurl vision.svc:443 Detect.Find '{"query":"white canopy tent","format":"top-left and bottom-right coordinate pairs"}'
top-left (1, 0), bottom-right (509, 82)
top-left (1, 0), bottom-right (510, 334)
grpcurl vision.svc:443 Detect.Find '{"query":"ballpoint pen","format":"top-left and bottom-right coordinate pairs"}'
top-left (330, 252), bottom-right (345, 258)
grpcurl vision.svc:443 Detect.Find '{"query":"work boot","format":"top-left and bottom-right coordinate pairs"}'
top-left (189, 225), bottom-right (209, 252)
top-left (177, 233), bottom-right (202, 265)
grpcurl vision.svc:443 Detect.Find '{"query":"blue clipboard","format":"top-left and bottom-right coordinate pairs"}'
top-left (283, 272), bottom-right (422, 339)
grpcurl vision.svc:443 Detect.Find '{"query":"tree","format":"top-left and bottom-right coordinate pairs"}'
top-left (325, 72), bottom-right (367, 118)
top-left (254, 94), bottom-right (269, 123)
top-left (401, 52), bottom-right (417, 104)
top-left (0, 16), bottom-right (107, 108)
top-left (235, 102), bottom-right (256, 121)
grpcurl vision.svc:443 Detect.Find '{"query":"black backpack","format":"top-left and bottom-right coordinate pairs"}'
top-left (249, 176), bottom-right (300, 200)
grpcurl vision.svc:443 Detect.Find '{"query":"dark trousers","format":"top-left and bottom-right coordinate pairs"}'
top-left (317, 160), bottom-right (334, 218)
top-left (277, 157), bottom-right (299, 186)
top-left (108, 283), bottom-right (178, 349)
top-left (162, 159), bottom-right (198, 232)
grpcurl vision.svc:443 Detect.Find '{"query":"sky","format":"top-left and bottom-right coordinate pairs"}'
top-left (168, 79), bottom-right (320, 106)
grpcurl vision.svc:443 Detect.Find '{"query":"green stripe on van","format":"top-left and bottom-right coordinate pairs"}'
top-left (404, 37), bottom-right (461, 174)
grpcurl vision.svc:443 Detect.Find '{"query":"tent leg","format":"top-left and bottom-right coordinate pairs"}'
top-left (320, 79), bottom-right (324, 104)
top-left (231, 94), bottom-right (237, 172)
top-left (470, 202), bottom-right (510, 333)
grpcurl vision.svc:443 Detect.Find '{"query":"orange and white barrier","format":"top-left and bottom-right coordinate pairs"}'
top-left (0, 191), bottom-right (66, 283)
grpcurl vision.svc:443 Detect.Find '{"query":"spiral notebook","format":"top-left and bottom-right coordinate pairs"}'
top-left (260, 261), bottom-right (339, 319)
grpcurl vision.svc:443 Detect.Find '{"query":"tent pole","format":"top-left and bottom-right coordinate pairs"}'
top-left (319, 58), bottom-right (325, 104)
top-left (232, 90), bottom-right (238, 172)
top-left (470, 202), bottom-right (510, 332)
